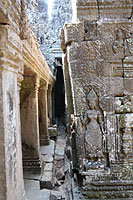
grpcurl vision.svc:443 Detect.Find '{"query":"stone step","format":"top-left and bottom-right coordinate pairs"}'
top-left (24, 179), bottom-right (62, 200)
top-left (48, 126), bottom-right (58, 138)
top-left (40, 140), bottom-right (55, 190)
top-left (24, 179), bottom-right (51, 200)
top-left (40, 166), bottom-right (54, 190)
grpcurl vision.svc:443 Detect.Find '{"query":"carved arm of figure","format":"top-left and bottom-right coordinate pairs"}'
top-left (80, 111), bottom-right (89, 127)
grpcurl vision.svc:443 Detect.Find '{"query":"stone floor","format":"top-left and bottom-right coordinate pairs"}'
top-left (24, 124), bottom-right (85, 200)
top-left (24, 124), bottom-right (66, 200)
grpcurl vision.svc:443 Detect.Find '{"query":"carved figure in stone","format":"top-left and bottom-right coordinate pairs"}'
top-left (112, 29), bottom-right (124, 54)
top-left (125, 34), bottom-right (133, 55)
top-left (81, 89), bottom-right (104, 168)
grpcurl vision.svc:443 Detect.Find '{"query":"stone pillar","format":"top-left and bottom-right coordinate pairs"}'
top-left (0, 25), bottom-right (24, 200)
top-left (20, 74), bottom-right (41, 173)
top-left (39, 80), bottom-right (50, 145)
top-left (47, 85), bottom-right (53, 125)
top-left (52, 87), bottom-right (56, 124)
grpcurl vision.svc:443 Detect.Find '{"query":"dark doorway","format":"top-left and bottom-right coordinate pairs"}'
top-left (54, 58), bottom-right (65, 125)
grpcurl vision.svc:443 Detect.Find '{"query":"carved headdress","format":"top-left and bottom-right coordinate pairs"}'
top-left (87, 89), bottom-right (97, 101)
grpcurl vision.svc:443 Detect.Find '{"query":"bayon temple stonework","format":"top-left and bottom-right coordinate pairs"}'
top-left (0, 0), bottom-right (54, 199)
top-left (60, 0), bottom-right (133, 199)
top-left (0, 0), bottom-right (133, 200)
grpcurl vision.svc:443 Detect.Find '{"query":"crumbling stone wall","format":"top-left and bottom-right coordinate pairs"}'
top-left (60, 0), bottom-right (133, 199)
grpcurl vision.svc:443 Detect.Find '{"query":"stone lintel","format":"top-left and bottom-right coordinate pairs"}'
top-left (0, 25), bottom-right (23, 72)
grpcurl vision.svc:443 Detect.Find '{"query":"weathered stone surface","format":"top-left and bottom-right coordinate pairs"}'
top-left (27, 0), bottom-right (72, 70)
top-left (67, 40), bottom-right (101, 62)
top-left (76, 0), bottom-right (98, 21)
top-left (40, 140), bottom-right (55, 155)
top-left (0, 24), bottom-right (24, 200)
top-left (64, 23), bottom-right (84, 44)
top-left (98, 0), bottom-right (133, 19)
top-left (50, 190), bottom-right (62, 200)
top-left (41, 154), bottom-right (54, 163)
top-left (48, 127), bottom-right (58, 138)
top-left (40, 171), bottom-right (53, 190)
top-left (0, 0), bottom-right (54, 199)
top-left (24, 179), bottom-right (51, 200)
top-left (60, 0), bottom-right (133, 199)
top-left (44, 163), bottom-right (53, 172)
top-left (115, 95), bottom-right (133, 113)
top-left (123, 56), bottom-right (133, 78)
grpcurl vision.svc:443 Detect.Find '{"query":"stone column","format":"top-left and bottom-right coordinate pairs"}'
top-left (20, 74), bottom-right (41, 173)
top-left (0, 25), bottom-right (24, 200)
top-left (47, 85), bottom-right (53, 125)
top-left (52, 87), bottom-right (56, 124)
top-left (39, 80), bottom-right (50, 145)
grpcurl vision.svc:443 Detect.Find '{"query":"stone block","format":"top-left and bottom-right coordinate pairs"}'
top-left (24, 179), bottom-right (51, 200)
top-left (44, 163), bottom-right (53, 171)
top-left (123, 57), bottom-right (133, 78)
top-left (55, 148), bottom-right (65, 156)
top-left (41, 154), bottom-right (54, 163)
top-left (124, 78), bottom-right (133, 94)
top-left (64, 23), bottom-right (84, 44)
top-left (119, 113), bottom-right (133, 128)
top-left (67, 40), bottom-right (101, 62)
top-left (76, 0), bottom-right (98, 21)
top-left (40, 140), bottom-right (55, 155)
top-left (105, 60), bottom-right (123, 77)
top-left (59, 27), bottom-right (66, 52)
top-left (110, 77), bottom-right (124, 96)
top-left (50, 190), bottom-right (62, 200)
top-left (84, 20), bottom-right (98, 41)
top-left (40, 171), bottom-right (53, 190)
top-left (48, 127), bottom-right (57, 138)
top-left (115, 95), bottom-right (133, 114)
top-left (98, 0), bottom-right (133, 19)
top-left (69, 60), bottom-right (116, 79)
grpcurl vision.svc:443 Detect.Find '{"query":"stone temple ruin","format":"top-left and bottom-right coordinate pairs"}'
top-left (0, 0), bottom-right (133, 200)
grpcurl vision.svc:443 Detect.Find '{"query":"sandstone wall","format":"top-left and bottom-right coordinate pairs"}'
top-left (0, 0), bottom-right (54, 199)
top-left (60, 0), bottom-right (133, 199)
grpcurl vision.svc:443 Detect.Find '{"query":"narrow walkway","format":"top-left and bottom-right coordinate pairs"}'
top-left (24, 123), bottom-right (67, 200)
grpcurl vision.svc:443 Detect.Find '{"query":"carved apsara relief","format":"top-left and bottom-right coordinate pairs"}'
top-left (81, 88), bottom-right (105, 169)
top-left (112, 28), bottom-right (124, 55)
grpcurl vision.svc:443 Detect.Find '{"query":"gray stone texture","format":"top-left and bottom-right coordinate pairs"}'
top-left (0, 0), bottom-right (54, 199)
top-left (60, 0), bottom-right (133, 199)
top-left (27, 0), bottom-right (72, 71)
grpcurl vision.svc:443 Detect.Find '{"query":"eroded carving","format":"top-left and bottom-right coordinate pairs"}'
top-left (112, 29), bottom-right (124, 55)
top-left (118, 114), bottom-right (133, 159)
top-left (84, 21), bottom-right (97, 41)
top-left (81, 89), bottom-right (104, 169)
top-left (115, 95), bottom-right (133, 113)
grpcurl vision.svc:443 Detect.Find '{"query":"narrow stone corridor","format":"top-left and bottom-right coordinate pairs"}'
top-left (24, 123), bottom-right (67, 200)
top-left (23, 122), bottom-right (85, 200)
top-left (0, 0), bottom-right (133, 200)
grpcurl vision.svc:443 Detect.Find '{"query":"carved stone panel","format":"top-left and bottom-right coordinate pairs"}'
top-left (80, 89), bottom-right (105, 170)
